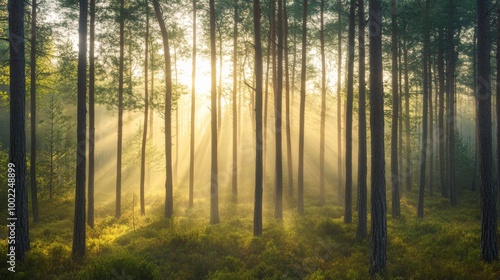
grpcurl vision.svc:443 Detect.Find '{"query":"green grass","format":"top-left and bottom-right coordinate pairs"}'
top-left (1, 188), bottom-right (500, 280)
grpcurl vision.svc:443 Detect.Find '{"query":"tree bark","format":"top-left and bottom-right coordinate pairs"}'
top-left (209, 0), bottom-right (219, 224)
top-left (356, 0), bottom-right (367, 239)
top-left (390, 0), bottom-right (400, 217)
top-left (30, 0), bottom-right (39, 224)
top-left (428, 54), bottom-right (434, 197)
top-left (417, 0), bottom-right (430, 219)
top-left (319, 0), bottom-right (326, 206)
top-left (72, 0), bottom-right (87, 259)
top-left (337, 0), bottom-right (343, 206)
top-left (253, 0), bottom-right (263, 236)
top-left (275, 0), bottom-right (283, 219)
top-left (478, 0), bottom-right (498, 262)
top-left (232, 2), bottom-right (238, 204)
top-left (140, 0), bottom-right (149, 216)
top-left (152, 0), bottom-right (174, 219)
top-left (9, 0), bottom-right (30, 261)
top-left (404, 26), bottom-right (411, 192)
top-left (369, 0), bottom-right (387, 275)
top-left (189, 0), bottom-right (196, 208)
top-left (344, 0), bottom-right (355, 224)
top-left (88, 0), bottom-right (96, 226)
top-left (116, 0), bottom-right (125, 219)
top-left (438, 29), bottom-right (447, 197)
top-left (284, 0), bottom-right (294, 199)
top-left (297, 0), bottom-right (308, 215)
top-left (448, 0), bottom-right (457, 207)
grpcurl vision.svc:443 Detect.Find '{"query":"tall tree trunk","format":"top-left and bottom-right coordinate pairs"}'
top-left (9, 0), bottom-right (30, 261)
top-left (275, 0), bottom-right (283, 219)
top-left (253, 0), bottom-right (263, 236)
top-left (404, 26), bottom-right (411, 192)
top-left (72, 0), bottom-right (87, 259)
top-left (140, 0), bottom-right (149, 216)
top-left (428, 55), bottom-right (434, 197)
top-left (438, 29), bottom-right (447, 197)
top-left (448, 0), bottom-right (457, 207)
top-left (319, 0), bottom-right (326, 206)
top-left (30, 0), bottom-right (39, 224)
top-left (390, 0), bottom-right (400, 217)
top-left (369, 0), bottom-right (386, 275)
top-left (232, 2), bottom-right (238, 203)
top-left (218, 31), bottom-right (222, 131)
top-left (284, 0), bottom-right (294, 198)
top-left (472, 23), bottom-right (478, 192)
top-left (189, 0), bottom-right (196, 208)
top-left (356, 0), bottom-right (367, 239)
top-left (344, 0), bottom-right (355, 224)
top-left (337, 0), bottom-right (343, 205)
top-left (88, 0), bottom-right (96, 226)
top-left (116, 0), bottom-right (125, 219)
top-left (478, 0), bottom-right (498, 261)
top-left (417, 0), bottom-right (430, 219)
top-left (298, 0), bottom-right (307, 215)
top-left (152, 0), bottom-right (174, 219)
top-left (209, 0), bottom-right (220, 224)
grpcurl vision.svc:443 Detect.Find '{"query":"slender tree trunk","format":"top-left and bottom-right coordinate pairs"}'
top-left (209, 0), bottom-right (219, 224)
top-left (337, 0), bottom-right (343, 205)
top-left (438, 29), bottom-right (447, 197)
top-left (9, 0), bottom-right (30, 261)
top-left (253, 0), bottom-right (263, 236)
top-left (356, 0), bottom-right (367, 239)
top-left (478, 0), bottom-right (498, 261)
top-left (140, 0), bottom-right (149, 216)
top-left (298, 0), bottom-right (308, 215)
top-left (448, 0), bottom-right (457, 207)
top-left (344, 0), bottom-right (355, 224)
top-left (88, 0), bottom-right (96, 226)
top-left (404, 27), bottom-right (411, 192)
top-left (116, 0), bottom-right (125, 219)
top-left (30, 0), bottom-right (39, 224)
top-left (284, 1), bottom-right (294, 199)
top-left (319, 0), bottom-right (326, 205)
top-left (417, 0), bottom-right (430, 219)
top-left (369, 0), bottom-right (386, 275)
top-left (218, 31), bottom-right (222, 131)
top-left (152, 0), bottom-right (174, 219)
top-left (428, 55), bottom-right (434, 197)
top-left (189, 0), bottom-right (196, 208)
top-left (391, 0), bottom-right (400, 217)
top-left (72, 0), bottom-right (87, 259)
top-left (232, 2), bottom-right (238, 203)
top-left (275, 0), bottom-right (284, 219)
top-left (472, 23), bottom-right (478, 192)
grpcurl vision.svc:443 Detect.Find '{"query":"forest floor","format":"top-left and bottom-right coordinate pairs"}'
top-left (1, 187), bottom-right (500, 279)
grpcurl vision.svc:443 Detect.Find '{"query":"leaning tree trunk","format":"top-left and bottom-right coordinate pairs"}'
top-left (478, 0), bottom-right (498, 262)
top-left (369, 0), bottom-right (387, 275)
top-left (152, 0), bottom-right (174, 219)
top-left (72, 0), bottom-right (87, 259)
